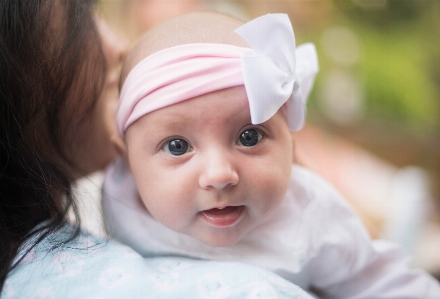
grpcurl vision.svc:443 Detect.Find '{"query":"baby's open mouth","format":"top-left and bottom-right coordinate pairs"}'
top-left (200, 206), bottom-right (244, 227)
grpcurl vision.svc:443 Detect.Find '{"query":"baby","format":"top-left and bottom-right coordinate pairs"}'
top-left (103, 12), bottom-right (440, 298)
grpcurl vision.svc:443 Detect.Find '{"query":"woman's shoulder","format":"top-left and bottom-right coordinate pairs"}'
top-left (3, 228), bottom-right (143, 298)
top-left (2, 226), bottom-right (313, 299)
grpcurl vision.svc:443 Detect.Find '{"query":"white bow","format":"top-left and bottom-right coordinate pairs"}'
top-left (235, 14), bottom-right (319, 131)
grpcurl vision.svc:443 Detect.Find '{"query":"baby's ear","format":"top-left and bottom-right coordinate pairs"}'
top-left (111, 133), bottom-right (128, 158)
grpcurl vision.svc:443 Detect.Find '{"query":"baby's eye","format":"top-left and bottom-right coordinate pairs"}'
top-left (163, 139), bottom-right (190, 156)
top-left (237, 129), bottom-right (262, 147)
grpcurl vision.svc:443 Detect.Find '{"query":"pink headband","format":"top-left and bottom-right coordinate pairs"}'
top-left (117, 14), bottom-right (319, 135)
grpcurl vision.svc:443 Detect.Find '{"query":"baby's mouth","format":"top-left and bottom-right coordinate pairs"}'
top-left (200, 206), bottom-right (244, 227)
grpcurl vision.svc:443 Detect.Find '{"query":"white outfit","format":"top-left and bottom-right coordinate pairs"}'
top-left (103, 158), bottom-right (440, 299)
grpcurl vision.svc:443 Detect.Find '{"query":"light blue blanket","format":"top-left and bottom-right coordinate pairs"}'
top-left (2, 226), bottom-right (313, 299)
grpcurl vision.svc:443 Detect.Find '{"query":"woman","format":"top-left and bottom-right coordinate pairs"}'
top-left (0, 0), bottom-right (121, 285)
top-left (0, 1), bottom-right (311, 298)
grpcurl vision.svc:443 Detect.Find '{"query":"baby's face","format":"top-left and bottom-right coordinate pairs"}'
top-left (125, 86), bottom-right (293, 247)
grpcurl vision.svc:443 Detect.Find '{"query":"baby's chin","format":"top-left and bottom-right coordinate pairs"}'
top-left (200, 236), bottom-right (242, 247)
top-left (189, 225), bottom-right (252, 248)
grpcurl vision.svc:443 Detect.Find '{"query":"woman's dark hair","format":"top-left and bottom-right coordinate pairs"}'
top-left (0, 0), bottom-right (106, 291)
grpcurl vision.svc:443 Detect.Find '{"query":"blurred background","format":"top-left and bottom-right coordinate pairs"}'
top-left (77, 0), bottom-right (440, 277)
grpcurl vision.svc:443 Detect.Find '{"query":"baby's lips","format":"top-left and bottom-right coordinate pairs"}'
top-left (200, 206), bottom-right (244, 227)
top-left (204, 206), bottom-right (236, 214)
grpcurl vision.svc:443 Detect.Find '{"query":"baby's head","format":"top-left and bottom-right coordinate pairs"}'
top-left (114, 12), bottom-right (318, 247)
top-left (119, 12), bottom-right (248, 85)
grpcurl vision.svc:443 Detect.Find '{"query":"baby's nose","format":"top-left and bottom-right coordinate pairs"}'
top-left (198, 151), bottom-right (239, 190)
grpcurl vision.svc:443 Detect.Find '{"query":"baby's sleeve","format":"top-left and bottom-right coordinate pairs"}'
top-left (301, 168), bottom-right (440, 298)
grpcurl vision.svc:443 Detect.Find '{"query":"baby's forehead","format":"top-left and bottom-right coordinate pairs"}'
top-left (134, 86), bottom-right (287, 134)
top-left (126, 92), bottom-right (289, 149)
top-left (144, 86), bottom-right (250, 123)
top-left (124, 86), bottom-right (250, 142)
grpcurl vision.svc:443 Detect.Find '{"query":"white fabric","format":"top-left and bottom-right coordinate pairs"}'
top-left (102, 159), bottom-right (440, 298)
top-left (236, 14), bottom-right (318, 130)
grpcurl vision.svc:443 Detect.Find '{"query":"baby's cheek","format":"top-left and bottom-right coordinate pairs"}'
top-left (251, 168), bottom-right (289, 212)
top-left (140, 196), bottom-right (182, 230)
top-left (141, 183), bottom-right (193, 229)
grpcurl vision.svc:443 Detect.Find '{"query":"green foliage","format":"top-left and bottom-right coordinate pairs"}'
top-left (360, 24), bottom-right (439, 132)
top-left (309, 0), bottom-right (440, 134)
